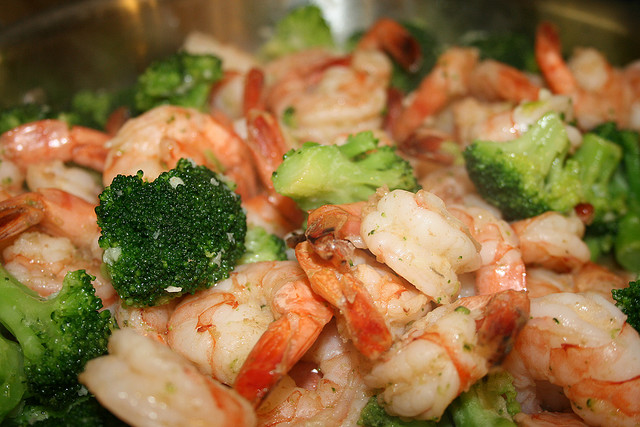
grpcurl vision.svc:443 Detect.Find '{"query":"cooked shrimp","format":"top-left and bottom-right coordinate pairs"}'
top-left (535, 21), bottom-right (635, 130)
top-left (511, 211), bottom-right (591, 273)
top-left (166, 261), bottom-right (333, 407)
top-left (0, 188), bottom-right (101, 256)
top-left (393, 47), bottom-right (479, 143)
top-left (115, 300), bottom-right (179, 344)
top-left (467, 59), bottom-right (541, 103)
top-left (449, 204), bottom-right (526, 295)
top-left (360, 188), bottom-right (482, 304)
top-left (24, 160), bottom-right (103, 203)
top-left (256, 320), bottom-right (371, 426)
top-left (2, 231), bottom-right (116, 307)
top-left (102, 105), bottom-right (260, 200)
top-left (79, 328), bottom-right (257, 427)
top-left (265, 48), bottom-right (392, 145)
top-left (514, 411), bottom-right (589, 426)
top-left (365, 290), bottom-right (530, 420)
top-left (0, 119), bottom-right (109, 173)
top-left (502, 292), bottom-right (640, 426)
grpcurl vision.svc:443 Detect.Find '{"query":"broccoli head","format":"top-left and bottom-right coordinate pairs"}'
top-left (239, 225), bottom-right (288, 264)
top-left (134, 51), bottom-right (223, 113)
top-left (0, 267), bottom-right (113, 409)
top-left (612, 280), bottom-right (640, 333)
top-left (0, 103), bottom-right (57, 134)
top-left (260, 4), bottom-right (335, 60)
top-left (96, 158), bottom-right (247, 307)
top-left (272, 131), bottom-right (420, 211)
top-left (464, 112), bottom-right (583, 221)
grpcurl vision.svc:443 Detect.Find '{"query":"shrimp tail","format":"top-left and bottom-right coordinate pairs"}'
top-left (233, 311), bottom-right (330, 407)
top-left (0, 193), bottom-right (45, 242)
top-left (296, 241), bottom-right (393, 360)
top-left (535, 21), bottom-right (576, 94)
top-left (357, 18), bottom-right (422, 72)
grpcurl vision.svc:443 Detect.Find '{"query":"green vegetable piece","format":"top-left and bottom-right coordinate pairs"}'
top-left (272, 130), bottom-right (419, 211)
top-left (239, 225), bottom-right (288, 264)
top-left (448, 370), bottom-right (521, 427)
top-left (612, 280), bottom-right (640, 333)
top-left (260, 5), bottom-right (335, 60)
top-left (0, 333), bottom-right (27, 422)
top-left (614, 212), bottom-right (640, 272)
top-left (357, 396), bottom-right (453, 427)
top-left (0, 268), bottom-right (113, 408)
top-left (0, 104), bottom-right (56, 134)
top-left (134, 52), bottom-right (223, 113)
top-left (460, 31), bottom-right (538, 73)
top-left (96, 158), bottom-right (247, 307)
top-left (464, 112), bottom-right (582, 221)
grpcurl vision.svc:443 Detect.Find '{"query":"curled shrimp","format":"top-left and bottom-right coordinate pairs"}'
top-left (103, 105), bottom-right (260, 200)
top-left (535, 21), bottom-right (635, 130)
top-left (356, 18), bottom-right (422, 72)
top-left (360, 188), bottom-right (482, 304)
top-left (511, 211), bottom-right (591, 273)
top-left (114, 300), bottom-right (179, 344)
top-left (256, 320), bottom-right (371, 426)
top-left (79, 328), bottom-right (257, 427)
top-left (166, 261), bottom-right (333, 407)
top-left (0, 119), bottom-right (109, 173)
top-left (365, 290), bottom-right (530, 420)
top-left (449, 204), bottom-right (526, 295)
top-left (503, 291), bottom-right (640, 426)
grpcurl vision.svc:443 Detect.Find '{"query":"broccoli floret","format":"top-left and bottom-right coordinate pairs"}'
top-left (612, 280), bottom-right (640, 333)
top-left (358, 396), bottom-right (453, 427)
top-left (464, 112), bottom-right (583, 221)
top-left (272, 131), bottom-right (420, 211)
top-left (63, 89), bottom-right (134, 130)
top-left (260, 5), bottom-right (335, 60)
top-left (0, 267), bottom-right (113, 409)
top-left (96, 158), bottom-right (247, 307)
top-left (0, 103), bottom-right (57, 134)
top-left (460, 31), bottom-right (538, 73)
top-left (239, 225), bottom-right (288, 264)
top-left (134, 51), bottom-right (223, 113)
top-left (447, 370), bottom-right (521, 427)
top-left (5, 395), bottom-right (126, 427)
top-left (0, 333), bottom-right (27, 422)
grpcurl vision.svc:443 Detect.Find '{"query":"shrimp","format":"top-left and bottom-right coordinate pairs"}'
top-left (166, 261), bottom-right (333, 407)
top-left (79, 328), bottom-right (257, 427)
top-left (360, 188), bottom-right (482, 304)
top-left (24, 160), bottom-right (103, 203)
top-left (502, 292), bottom-right (640, 426)
top-left (448, 204), bottom-right (526, 295)
top-left (535, 21), bottom-right (635, 130)
top-left (114, 300), bottom-right (179, 344)
top-left (256, 320), bottom-right (371, 426)
top-left (467, 59), bottom-right (541, 103)
top-left (102, 105), bottom-right (260, 200)
top-left (264, 48), bottom-right (392, 145)
top-left (0, 188), bottom-right (101, 256)
top-left (365, 290), bottom-right (530, 420)
top-left (0, 119), bottom-right (109, 173)
top-left (356, 18), bottom-right (422, 72)
top-left (511, 211), bottom-right (591, 273)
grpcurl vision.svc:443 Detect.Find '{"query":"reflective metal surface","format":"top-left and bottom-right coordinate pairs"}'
top-left (0, 0), bottom-right (638, 108)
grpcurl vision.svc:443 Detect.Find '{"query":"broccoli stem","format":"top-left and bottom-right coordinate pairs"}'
top-left (615, 212), bottom-right (640, 272)
top-left (0, 333), bottom-right (27, 422)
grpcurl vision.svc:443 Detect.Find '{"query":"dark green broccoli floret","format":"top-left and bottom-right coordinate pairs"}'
top-left (96, 158), bottom-right (247, 307)
top-left (260, 5), bottom-right (335, 60)
top-left (0, 103), bottom-right (57, 134)
top-left (447, 369), bottom-right (521, 427)
top-left (0, 332), bottom-right (27, 422)
top-left (63, 89), bottom-right (135, 130)
top-left (0, 268), bottom-right (113, 409)
top-left (272, 131), bottom-right (420, 211)
top-left (612, 280), bottom-right (640, 333)
top-left (460, 31), bottom-right (538, 73)
top-left (134, 51), bottom-right (223, 113)
top-left (4, 394), bottom-right (126, 427)
top-left (239, 225), bottom-right (288, 264)
top-left (464, 112), bottom-right (583, 221)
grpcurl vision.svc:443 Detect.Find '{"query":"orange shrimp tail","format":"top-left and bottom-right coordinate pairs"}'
top-left (233, 312), bottom-right (330, 408)
top-left (0, 193), bottom-right (45, 242)
top-left (305, 203), bottom-right (365, 259)
top-left (245, 109), bottom-right (290, 188)
top-left (535, 21), bottom-right (576, 94)
top-left (244, 67), bottom-right (266, 116)
top-left (473, 290), bottom-right (530, 365)
top-left (295, 241), bottom-right (392, 360)
top-left (357, 18), bottom-right (422, 72)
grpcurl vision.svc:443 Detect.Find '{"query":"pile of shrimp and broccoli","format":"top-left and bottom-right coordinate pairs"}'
top-left (1, 4), bottom-right (639, 426)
